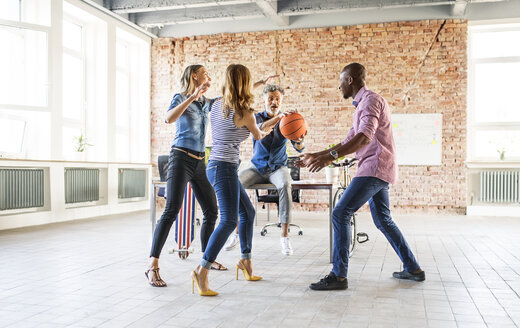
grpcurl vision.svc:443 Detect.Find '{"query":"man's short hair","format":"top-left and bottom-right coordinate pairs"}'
top-left (342, 63), bottom-right (366, 83)
top-left (262, 84), bottom-right (284, 97)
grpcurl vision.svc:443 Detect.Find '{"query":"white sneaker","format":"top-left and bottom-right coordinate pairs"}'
top-left (224, 233), bottom-right (239, 251)
top-left (280, 237), bottom-right (293, 256)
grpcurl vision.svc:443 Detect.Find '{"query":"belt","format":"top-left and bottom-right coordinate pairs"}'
top-left (173, 147), bottom-right (205, 160)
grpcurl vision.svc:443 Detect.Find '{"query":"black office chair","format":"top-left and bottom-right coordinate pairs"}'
top-left (157, 155), bottom-right (169, 198)
top-left (258, 157), bottom-right (303, 236)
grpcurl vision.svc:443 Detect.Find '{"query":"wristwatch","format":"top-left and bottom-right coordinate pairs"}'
top-left (329, 150), bottom-right (339, 160)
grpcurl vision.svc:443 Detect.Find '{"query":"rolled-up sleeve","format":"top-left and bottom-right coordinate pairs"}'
top-left (357, 96), bottom-right (380, 140)
top-left (167, 93), bottom-right (183, 112)
top-left (341, 127), bottom-right (355, 145)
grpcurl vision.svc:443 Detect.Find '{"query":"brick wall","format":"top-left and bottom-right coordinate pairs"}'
top-left (151, 19), bottom-right (467, 214)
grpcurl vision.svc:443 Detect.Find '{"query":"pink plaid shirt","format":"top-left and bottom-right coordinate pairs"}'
top-left (341, 87), bottom-right (398, 184)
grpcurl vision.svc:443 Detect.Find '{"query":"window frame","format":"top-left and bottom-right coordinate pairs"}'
top-left (468, 21), bottom-right (520, 162)
top-left (61, 15), bottom-right (87, 159)
top-left (0, 6), bottom-right (51, 158)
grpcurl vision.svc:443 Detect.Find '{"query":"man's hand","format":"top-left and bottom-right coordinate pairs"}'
top-left (293, 129), bottom-right (306, 143)
top-left (281, 109), bottom-right (298, 117)
top-left (294, 153), bottom-right (313, 168)
top-left (261, 74), bottom-right (280, 84)
top-left (297, 153), bottom-right (332, 172)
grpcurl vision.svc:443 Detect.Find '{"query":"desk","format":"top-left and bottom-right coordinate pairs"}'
top-left (151, 179), bottom-right (335, 262)
top-left (247, 180), bottom-right (334, 263)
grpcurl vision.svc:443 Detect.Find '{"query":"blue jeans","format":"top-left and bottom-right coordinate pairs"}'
top-left (201, 160), bottom-right (256, 269)
top-left (332, 176), bottom-right (420, 278)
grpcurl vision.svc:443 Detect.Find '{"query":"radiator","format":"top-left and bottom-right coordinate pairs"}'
top-left (118, 169), bottom-right (146, 199)
top-left (0, 168), bottom-right (44, 210)
top-left (479, 171), bottom-right (520, 203)
top-left (64, 168), bottom-right (99, 204)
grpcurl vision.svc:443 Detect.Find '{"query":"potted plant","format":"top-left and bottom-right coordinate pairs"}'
top-left (497, 148), bottom-right (506, 161)
top-left (324, 144), bottom-right (343, 184)
top-left (72, 132), bottom-right (93, 161)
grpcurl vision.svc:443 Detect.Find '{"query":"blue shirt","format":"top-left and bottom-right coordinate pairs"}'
top-left (167, 93), bottom-right (217, 153)
top-left (250, 111), bottom-right (304, 174)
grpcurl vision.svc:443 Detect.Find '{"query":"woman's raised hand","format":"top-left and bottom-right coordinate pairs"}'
top-left (193, 82), bottom-right (210, 99)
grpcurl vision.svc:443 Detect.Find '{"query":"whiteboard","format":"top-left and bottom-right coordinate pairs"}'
top-left (392, 113), bottom-right (442, 166)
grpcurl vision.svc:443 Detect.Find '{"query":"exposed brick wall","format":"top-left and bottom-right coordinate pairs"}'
top-left (151, 19), bottom-right (467, 214)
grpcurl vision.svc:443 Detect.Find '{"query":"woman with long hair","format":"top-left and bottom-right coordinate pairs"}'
top-left (191, 64), bottom-right (281, 296)
top-left (146, 65), bottom-right (277, 287)
top-left (146, 64), bottom-right (224, 287)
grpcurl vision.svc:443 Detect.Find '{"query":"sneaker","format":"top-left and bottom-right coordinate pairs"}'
top-left (224, 233), bottom-right (239, 251)
top-left (280, 237), bottom-right (293, 256)
top-left (309, 272), bottom-right (348, 290)
top-left (392, 270), bottom-right (425, 282)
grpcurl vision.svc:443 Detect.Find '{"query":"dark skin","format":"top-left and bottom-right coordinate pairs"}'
top-left (297, 65), bottom-right (423, 277)
top-left (295, 67), bottom-right (370, 172)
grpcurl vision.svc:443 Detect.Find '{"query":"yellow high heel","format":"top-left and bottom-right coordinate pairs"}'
top-left (191, 271), bottom-right (218, 296)
top-left (236, 260), bottom-right (262, 281)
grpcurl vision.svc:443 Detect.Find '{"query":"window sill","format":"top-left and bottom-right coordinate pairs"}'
top-left (466, 160), bottom-right (520, 169)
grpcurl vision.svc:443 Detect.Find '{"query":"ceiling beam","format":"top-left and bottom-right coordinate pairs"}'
top-left (277, 0), bottom-right (508, 16)
top-left (109, 0), bottom-right (256, 14)
top-left (451, 0), bottom-right (468, 16)
top-left (132, 3), bottom-right (263, 27)
top-left (255, 1), bottom-right (289, 26)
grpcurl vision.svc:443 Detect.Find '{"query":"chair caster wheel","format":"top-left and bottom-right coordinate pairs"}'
top-left (260, 229), bottom-right (267, 236)
top-left (298, 231), bottom-right (303, 236)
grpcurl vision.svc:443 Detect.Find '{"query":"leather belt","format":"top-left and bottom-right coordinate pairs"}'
top-left (173, 147), bottom-right (205, 160)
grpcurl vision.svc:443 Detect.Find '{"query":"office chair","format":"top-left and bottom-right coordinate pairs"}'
top-left (258, 157), bottom-right (303, 236)
top-left (157, 155), bottom-right (169, 198)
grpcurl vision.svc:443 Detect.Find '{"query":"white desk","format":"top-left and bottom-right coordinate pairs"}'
top-left (247, 180), bottom-right (334, 262)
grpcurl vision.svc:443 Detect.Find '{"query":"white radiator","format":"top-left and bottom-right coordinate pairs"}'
top-left (0, 168), bottom-right (45, 210)
top-left (118, 169), bottom-right (146, 199)
top-left (479, 171), bottom-right (520, 203)
top-left (64, 168), bottom-right (100, 204)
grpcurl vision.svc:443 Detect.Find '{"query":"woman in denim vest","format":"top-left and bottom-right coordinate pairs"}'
top-left (146, 65), bottom-right (277, 287)
top-left (146, 65), bottom-right (223, 287)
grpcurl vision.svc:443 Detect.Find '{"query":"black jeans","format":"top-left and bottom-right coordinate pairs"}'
top-left (150, 147), bottom-right (218, 258)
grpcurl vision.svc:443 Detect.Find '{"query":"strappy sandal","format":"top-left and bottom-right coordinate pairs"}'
top-left (145, 267), bottom-right (167, 287)
top-left (210, 261), bottom-right (228, 271)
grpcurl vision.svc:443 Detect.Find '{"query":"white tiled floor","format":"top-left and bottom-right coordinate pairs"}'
top-left (1, 210), bottom-right (519, 328)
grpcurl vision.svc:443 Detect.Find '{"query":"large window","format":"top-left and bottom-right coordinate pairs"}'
top-left (468, 23), bottom-right (520, 161)
top-left (0, 0), bottom-right (51, 26)
top-left (0, 26), bottom-right (48, 107)
top-left (0, 0), bottom-right (150, 163)
top-left (0, 0), bottom-right (50, 158)
top-left (115, 28), bottom-right (150, 163)
top-left (62, 18), bottom-right (86, 160)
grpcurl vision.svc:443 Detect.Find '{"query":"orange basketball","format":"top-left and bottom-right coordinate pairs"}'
top-left (279, 112), bottom-right (307, 141)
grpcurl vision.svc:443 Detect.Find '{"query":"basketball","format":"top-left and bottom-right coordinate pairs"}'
top-left (279, 112), bottom-right (307, 141)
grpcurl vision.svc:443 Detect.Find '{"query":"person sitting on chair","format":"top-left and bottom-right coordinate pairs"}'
top-left (234, 84), bottom-right (305, 256)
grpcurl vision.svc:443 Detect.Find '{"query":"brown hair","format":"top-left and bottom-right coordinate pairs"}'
top-left (180, 64), bottom-right (204, 96)
top-left (222, 64), bottom-right (254, 119)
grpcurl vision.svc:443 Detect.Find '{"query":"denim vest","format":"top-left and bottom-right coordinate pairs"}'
top-left (167, 93), bottom-right (216, 153)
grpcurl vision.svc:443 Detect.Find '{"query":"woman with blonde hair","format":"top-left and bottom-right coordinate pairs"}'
top-left (146, 64), bottom-right (277, 287)
top-left (146, 64), bottom-right (224, 287)
top-left (191, 64), bottom-right (281, 296)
